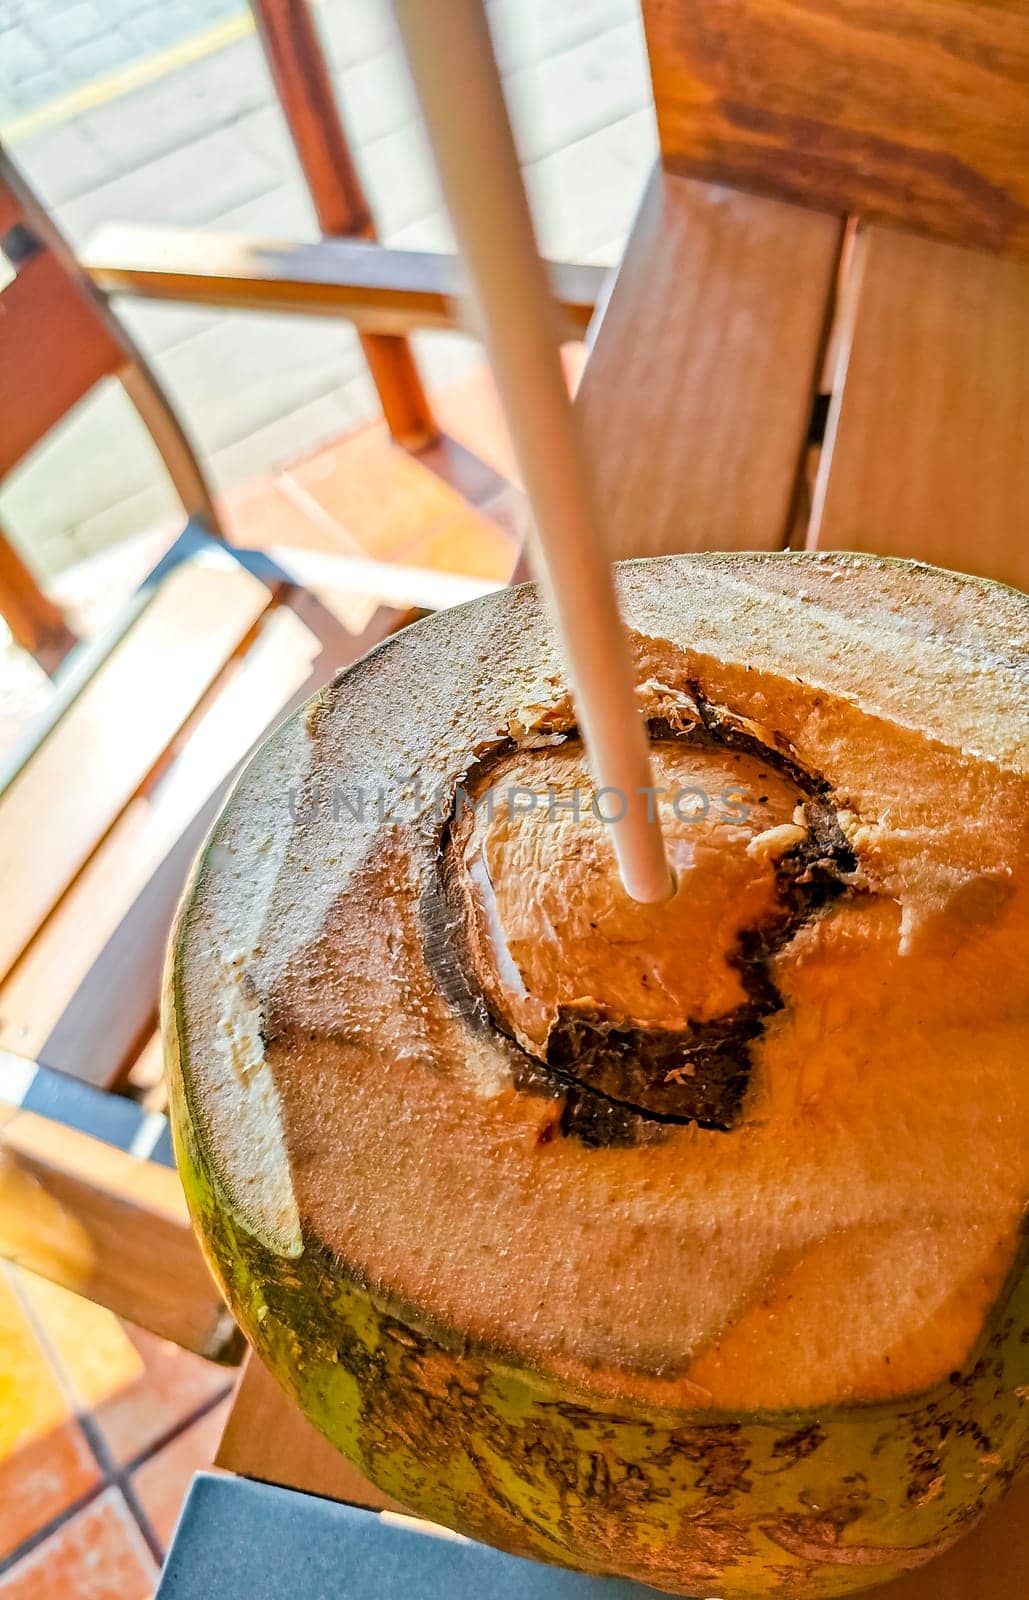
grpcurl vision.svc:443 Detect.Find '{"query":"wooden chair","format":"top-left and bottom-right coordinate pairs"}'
top-left (0, 154), bottom-right (424, 1347)
top-left (0, 0), bottom-right (429, 673)
top-left (576, 2), bottom-right (1028, 588)
top-left (0, 0), bottom-right (603, 676)
top-left (211, 4), bottom-right (1029, 1596)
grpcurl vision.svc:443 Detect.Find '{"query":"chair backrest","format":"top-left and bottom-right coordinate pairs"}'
top-left (0, 165), bottom-right (126, 482)
top-left (0, 147), bottom-right (222, 529)
top-left (577, 0), bottom-right (1029, 591)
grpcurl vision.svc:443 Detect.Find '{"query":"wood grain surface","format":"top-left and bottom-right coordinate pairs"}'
top-left (0, 559), bottom-right (270, 986)
top-left (83, 226), bottom-right (605, 340)
top-left (0, 1105), bottom-right (242, 1361)
top-left (643, 0), bottom-right (1029, 258)
top-left (576, 166), bottom-right (841, 559)
top-left (810, 222), bottom-right (1029, 589)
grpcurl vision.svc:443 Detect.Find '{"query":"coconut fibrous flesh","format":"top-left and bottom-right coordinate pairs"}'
top-left (164, 552), bottom-right (1029, 1598)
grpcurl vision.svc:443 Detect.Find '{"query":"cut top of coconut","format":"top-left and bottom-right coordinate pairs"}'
top-left (170, 552), bottom-right (1029, 1412)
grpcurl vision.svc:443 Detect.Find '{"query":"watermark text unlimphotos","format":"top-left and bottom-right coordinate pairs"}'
top-left (287, 778), bottom-right (752, 827)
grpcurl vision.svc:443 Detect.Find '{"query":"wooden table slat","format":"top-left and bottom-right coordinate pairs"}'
top-left (809, 224), bottom-right (1029, 591)
top-left (37, 594), bottom-right (408, 1087)
top-left (8, 604), bottom-right (324, 1084)
top-left (576, 167), bottom-right (841, 561)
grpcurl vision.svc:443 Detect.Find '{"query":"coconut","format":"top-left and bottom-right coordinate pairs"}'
top-left (164, 552), bottom-right (1029, 1598)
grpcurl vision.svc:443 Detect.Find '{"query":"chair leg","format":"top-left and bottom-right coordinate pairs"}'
top-left (251, 0), bottom-right (439, 449)
top-left (0, 522), bottom-right (76, 674)
top-left (358, 332), bottom-right (437, 451)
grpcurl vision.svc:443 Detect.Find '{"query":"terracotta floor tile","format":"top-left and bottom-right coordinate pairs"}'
top-left (0, 1420), bottom-right (100, 1564)
top-left (92, 1325), bottom-right (233, 1469)
top-left (0, 1270), bottom-right (99, 1559)
top-left (402, 515), bottom-right (519, 584)
top-left (221, 475), bottom-right (354, 555)
top-left (284, 427), bottom-right (498, 564)
top-left (18, 1275), bottom-right (146, 1415)
top-left (131, 1395), bottom-right (232, 1551)
top-left (430, 364), bottom-right (520, 485)
top-left (0, 1488), bottom-right (157, 1600)
top-left (416, 432), bottom-right (511, 510)
top-left (19, 1276), bottom-right (231, 1467)
top-left (430, 348), bottom-right (586, 486)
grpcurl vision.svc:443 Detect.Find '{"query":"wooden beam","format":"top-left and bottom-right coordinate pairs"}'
top-left (0, 250), bottom-right (123, 479)
top-left (251, 0), bottom-right (371, 239)
top-left (0, 1102), bottom-right (243, 1362)
top-left (119, 360), bottom-right (226, 536)
top-left (643, 0), bottom-right (1029, 259)
top-left (809, 224), bottom-right (1029, 590)
top-left (83, 226), bottom-right (605, 341)
top-left (576, 167), bottom-right (841, 560)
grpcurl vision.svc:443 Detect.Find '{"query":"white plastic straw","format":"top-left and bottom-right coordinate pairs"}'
top-left (390, 0), bottom-right (673, 903)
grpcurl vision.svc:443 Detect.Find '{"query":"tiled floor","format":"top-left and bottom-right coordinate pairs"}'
top-left (0, 1263), bottom-right (235, 1595)
top-left (0, 1492), bottom-right (158, 1600)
